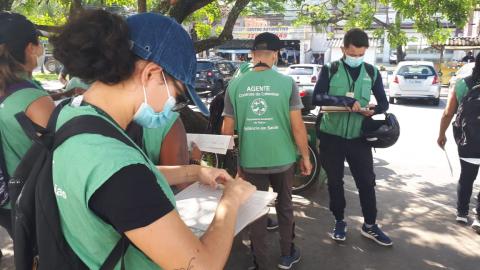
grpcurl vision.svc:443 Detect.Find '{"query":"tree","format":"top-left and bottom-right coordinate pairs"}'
top-left (12, 0), bottom-right (290, 53)
top-left (294, 0), bottom-right (480, 61)
top-left (0, 0), bottom-right (14, 11)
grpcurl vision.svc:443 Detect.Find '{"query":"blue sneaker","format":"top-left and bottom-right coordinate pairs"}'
top-left (331, 220), bottom-right (347, 241)
top-left (361, 224), bottom-right (393, 246)
top-left (278, 247), bottom-right (301, 269)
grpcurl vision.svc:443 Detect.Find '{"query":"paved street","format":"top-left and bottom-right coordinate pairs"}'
top-left (1, 97), bottom-right (479, 269)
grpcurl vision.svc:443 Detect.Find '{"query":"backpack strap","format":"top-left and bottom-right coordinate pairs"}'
top-left (14, 99), bottom-right (71, 145)
top-left (53, 115), bottom-right (137, 269)
top-left (364, 63), bottom-right (377, 88)
top-left (100, 235), bottom-right (129, 270)
top-left (328, 61), bottom-right (340, 82)
top-left (463, 75), bottom-right (480, 91)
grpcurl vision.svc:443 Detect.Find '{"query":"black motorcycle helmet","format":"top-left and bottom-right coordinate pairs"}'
top-left (361, 113), bottom-right (400, 148)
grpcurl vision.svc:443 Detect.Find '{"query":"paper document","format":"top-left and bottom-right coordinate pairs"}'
top-left (187, 134), bottom-right (235, 155)
top-left (320, 106), bottom-right (371, 113)
top-left (175, 182), bottom-right (277, 237)
top-left (443, 148), bottom-right (453, 176)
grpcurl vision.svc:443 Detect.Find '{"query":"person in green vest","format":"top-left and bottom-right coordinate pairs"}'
top-left (0, 12), bottom-right (55, 255)
top-left (51, 10), bottom-right (256, 269)
top-left (438, 52), bottom-right (480, 233)
top-left (312, 28), bottom-right (391, 246)
top-left (222, 32), bottom-right (312, 270)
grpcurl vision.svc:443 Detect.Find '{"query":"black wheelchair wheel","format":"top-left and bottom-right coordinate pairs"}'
top-left (292, 144), bottom-right (320, 194)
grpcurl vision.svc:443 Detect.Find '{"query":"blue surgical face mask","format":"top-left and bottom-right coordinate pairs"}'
top-left (133, 72), bottom-right (176, 128)
top-left (344, 55), bottom-right (364, 68)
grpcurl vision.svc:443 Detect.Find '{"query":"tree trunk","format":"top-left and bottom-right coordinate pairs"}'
top-left (0, 0), bottom-right (14, 11)
top-left (169, 0), bottom-right (214, 23)
top-left (138, 0), bottom-right (147, 13)
top-left (395, 11), bottom-right (405, 62)
top-left (193, 0), bottom-right (251, 53)
top-left (69, 0), bottom-right (83, 19)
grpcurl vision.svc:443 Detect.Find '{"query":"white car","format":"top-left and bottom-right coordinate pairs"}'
top-left (388, 61), bottom-right (441, 106)
top-left (285, 64), bottom-right (322, 114)
top-left (449, 62), bottom-right (474, 89)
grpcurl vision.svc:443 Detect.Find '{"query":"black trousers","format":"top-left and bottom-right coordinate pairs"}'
top-left (319, 132), bottom-right (377, 225)
top-left (0, 208), bottom-right (12, 238)
top-left (457, 159), bottom-right (480, 217)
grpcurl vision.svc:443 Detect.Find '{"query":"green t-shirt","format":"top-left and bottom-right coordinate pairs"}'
top-left (142, 112), bottom-right (179, 164)
top-left (455, 78), bottom-right (469, 103)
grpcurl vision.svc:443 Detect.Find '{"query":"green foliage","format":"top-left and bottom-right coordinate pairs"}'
top-left (294, 0), bottom-right (480, 47)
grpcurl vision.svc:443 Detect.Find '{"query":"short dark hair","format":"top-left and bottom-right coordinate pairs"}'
top-left (344, 28), bottom-right (369, 48)
top-left (51, 10), bottom-right (137, 84)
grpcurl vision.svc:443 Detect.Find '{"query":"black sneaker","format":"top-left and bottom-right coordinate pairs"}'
top-left (278, 246), bottom-right (301, 269)
top-left (267, 217), bottom-right (279, 231)
top-left (331, 220), bottom-right (347, 241)
top-left (361, 224), bottom-right (393, 246)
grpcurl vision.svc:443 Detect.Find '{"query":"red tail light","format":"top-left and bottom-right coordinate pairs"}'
top-left (207, 71), bottom-right (213, 77)
top-left (432, 75), bottom-right (439, 85)
top-left (299, 90), bottom-right (307, 97)
top-left (311, 76), bottom-right (317, 83)
top-left (393, 76), bottom-right (399, 84)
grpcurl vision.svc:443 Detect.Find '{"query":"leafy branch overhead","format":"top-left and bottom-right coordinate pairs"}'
top-left (295, 0), bottom-right (480, 52)
top-left (8, 0), bottom-right (290, 53)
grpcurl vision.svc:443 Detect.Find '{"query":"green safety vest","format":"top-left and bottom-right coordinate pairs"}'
top-left (228, 69), bottom-right (297, 168)
top-left (0, 83), bottom-right (47, 210)
top-left (0, 85), bottom-right (47, 176)
top-left (142, 112), bottom-right (179, 164)
top-left (53, 104), bottom-right (175, 269)
top-left (320, 61), bottom-right (377, 139)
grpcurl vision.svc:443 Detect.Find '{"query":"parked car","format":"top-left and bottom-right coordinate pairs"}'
top-left (388, 61), bottom-right (441, 106)
top-left (285, 64), bottom-right (322, 114)
top-left (448, 62), bottom-right (474, 89)
top-left (195, 59), bottom-right (235, 95)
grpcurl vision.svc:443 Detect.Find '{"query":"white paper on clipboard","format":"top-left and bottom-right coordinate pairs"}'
top-left (320, 106), bottom-right (371, 113)
top-left (175, 182), bottom-right (277, 237)
top-left (187, 134), bottom-right (235, 154)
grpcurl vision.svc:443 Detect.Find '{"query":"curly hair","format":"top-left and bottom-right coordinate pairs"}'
top-left (51, 9), bottom-right (137, 84)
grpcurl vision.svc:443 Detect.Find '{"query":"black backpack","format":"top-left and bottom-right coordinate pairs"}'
top-left (452, 76), bottom-right (480, 158)
top-left (0, 81), bottom-right (42, 208)
top-left (11, 99), bottom-right (132, 270)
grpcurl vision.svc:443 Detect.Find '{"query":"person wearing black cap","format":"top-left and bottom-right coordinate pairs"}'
top-left (222, 32), bottom-right (312, 270)
top-left (311, 28), bottom-right (391, 246)
top-left (0, 11), bottom-right (55, 250)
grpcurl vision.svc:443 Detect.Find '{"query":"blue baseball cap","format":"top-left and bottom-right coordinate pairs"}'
top-left (126, 13), bottom-right (209, 116)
